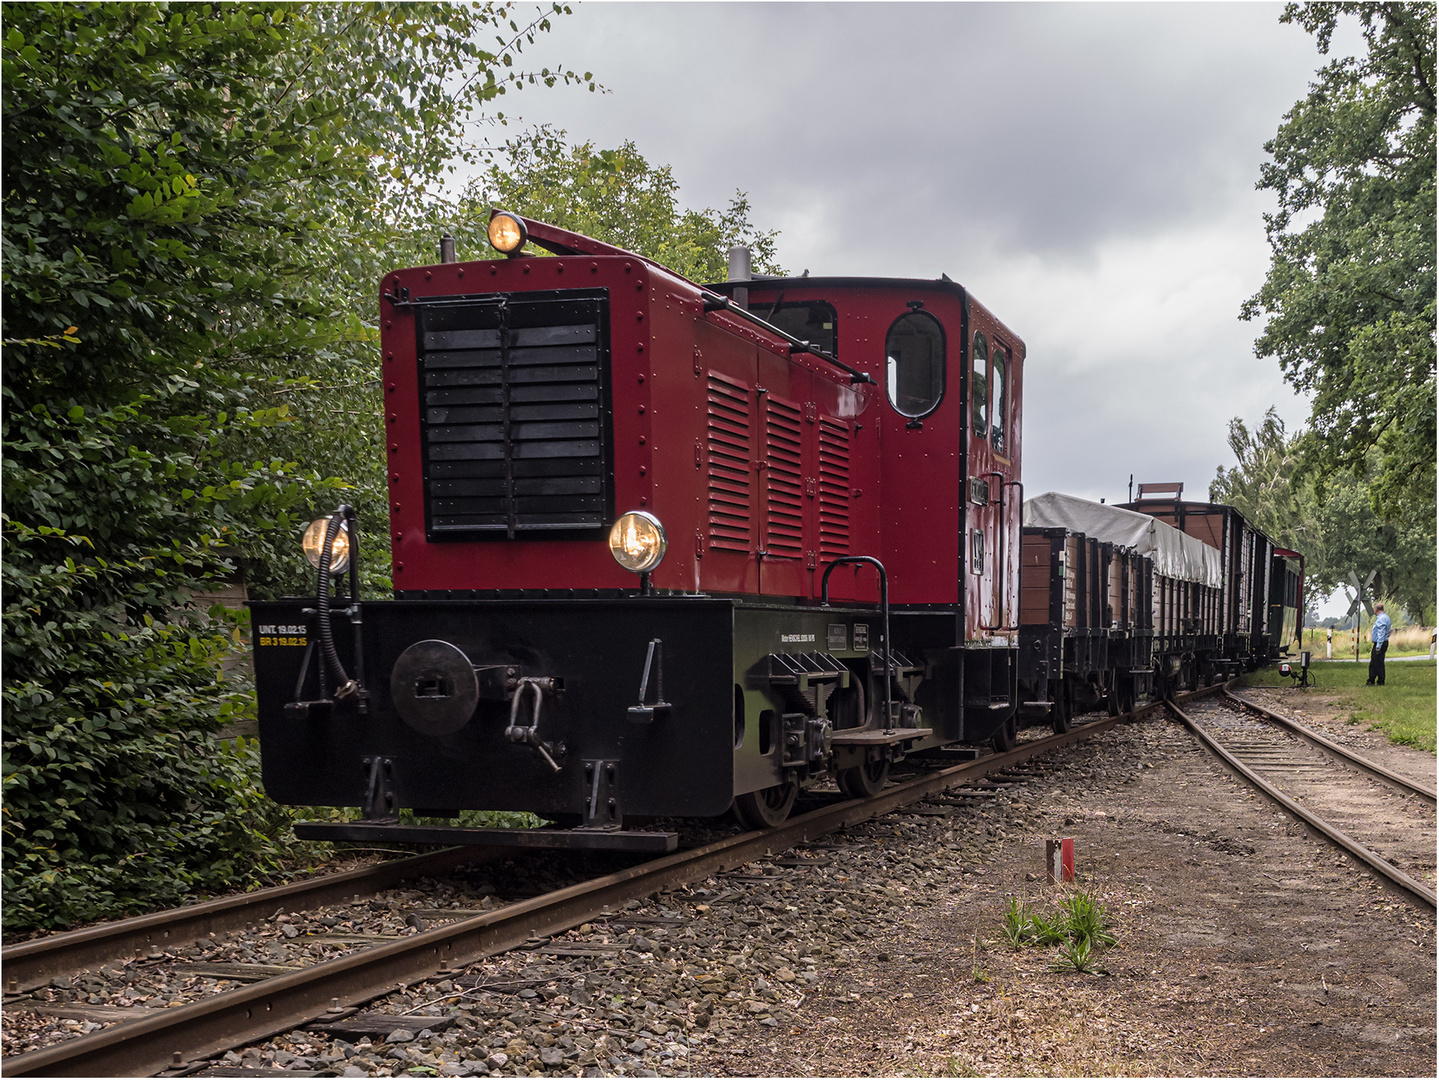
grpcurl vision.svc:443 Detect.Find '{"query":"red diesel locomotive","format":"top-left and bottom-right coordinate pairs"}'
top-left (250, 211), bottom-right (1028, 849)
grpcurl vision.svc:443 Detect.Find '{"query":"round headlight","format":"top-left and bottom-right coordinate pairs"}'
top-left (302, 517), bottom-right (351, 574)
top-left (487, 211), bottom-right (528, 255)
top-left (608, 511), bottom-right (667, 574)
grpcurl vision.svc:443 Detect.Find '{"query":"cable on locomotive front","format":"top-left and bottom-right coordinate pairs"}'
top-left (302, 504), bottom-right (361, 701)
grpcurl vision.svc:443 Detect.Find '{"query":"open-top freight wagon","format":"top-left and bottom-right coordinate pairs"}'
top-left (1122, 482), bottom-right (1304, 667)
top-left (1016, 488), bottom-right (1304, 730)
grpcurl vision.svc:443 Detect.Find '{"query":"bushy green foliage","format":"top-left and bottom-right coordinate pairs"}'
top-left (0, 1), bottom-right (586, 931)
top-left (0, 393), bottom-right (331, 928)
top-left (1243, 3), bottom-right (1436, 530)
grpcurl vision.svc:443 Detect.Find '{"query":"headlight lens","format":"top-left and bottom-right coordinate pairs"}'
top-left (608, 511), bottom-right (667, 574)
top-left (302, 517), bottom-right (351, 573)
top-left (487, 211), bottom-right (528, 255)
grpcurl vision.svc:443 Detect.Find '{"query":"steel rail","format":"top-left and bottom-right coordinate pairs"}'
top-left (1, 703), bottom-right (1163, 1078)
top-left (1, 847), bottom-right (496, 995)
top-left (1224, 688), bottom-right (1436, 805)
top-left (1166, 692), bottom-right (1436, 912)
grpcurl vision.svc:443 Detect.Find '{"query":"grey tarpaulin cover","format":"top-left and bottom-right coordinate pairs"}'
top-left (1022, 492), bottom-right (1222, 588)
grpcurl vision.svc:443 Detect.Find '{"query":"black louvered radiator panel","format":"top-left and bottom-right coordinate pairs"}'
top-left (415, 290), bottom-right (612, 539)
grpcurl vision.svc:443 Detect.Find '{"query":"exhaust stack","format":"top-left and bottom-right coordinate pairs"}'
top-left (727, 245), bottom-right (751, 310)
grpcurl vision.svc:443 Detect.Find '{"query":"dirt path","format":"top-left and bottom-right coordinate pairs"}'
top-left (691, 701), bottom-right (1436, 1077)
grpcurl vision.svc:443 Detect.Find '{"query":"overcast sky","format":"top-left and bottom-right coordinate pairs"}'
top-left (485, 0), bottom-right (1344, 570)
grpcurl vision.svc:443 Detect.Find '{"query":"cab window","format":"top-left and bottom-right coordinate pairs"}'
top-left (971, 332), bottom-right (988, 436)
top-left (884, 311), bottom-right (944, 418)
top-left (761, 299), bottom-right (838, 359)
top-left (991, 343), bottom-right (1008, 454)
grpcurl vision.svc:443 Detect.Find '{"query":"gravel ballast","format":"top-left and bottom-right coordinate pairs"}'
top-left (4, 698), bottom-right (1434, 1076)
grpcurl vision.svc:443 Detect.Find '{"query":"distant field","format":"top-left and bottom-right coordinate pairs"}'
top-left (1309, 624), bottom-right (1435, 659)
top-left (1249, 658), bottom-right (1437, 753)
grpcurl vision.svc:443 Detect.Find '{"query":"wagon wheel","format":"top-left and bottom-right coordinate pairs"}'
top-left (1106, 674), bottom-right (1122, 717)
top-left (732, 780), bottom-right (799, 829)
top-left (836, 756), bottom-right (890, 799)
top-left (1118, 675), bottom-right (1136, 714)
top-left (1050, 679), bottom-right (1073, 734)
top-left (990, 714), bottom-right (1018, 753)
top-left (1183, 658), bottom-right (1199, 691)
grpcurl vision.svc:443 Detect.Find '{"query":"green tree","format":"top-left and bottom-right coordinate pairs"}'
top-left (453, 125), bottom-right (783, 281)
top-left (1, 1), bottom-right (584, 929)
top-left (1207, 408), bottom-right (1308, 550)
top-left (1241, 2), bottom-right (1436, 530)
top-left (1211, 408), bottom-right (1435, 625)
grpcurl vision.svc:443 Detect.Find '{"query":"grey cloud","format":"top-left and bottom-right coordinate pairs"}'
top-left (509, 3), bottom-right (1320, 267)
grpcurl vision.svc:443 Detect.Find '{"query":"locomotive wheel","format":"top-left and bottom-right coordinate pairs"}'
top-left (991, 715), bottom-right (1018, 753)
top-left (732, 780), bottom-right (799, 829)
top-left (836, 757), bottom-right (890, 799)
top-left (1050, 680), bottom-right (1072, 734)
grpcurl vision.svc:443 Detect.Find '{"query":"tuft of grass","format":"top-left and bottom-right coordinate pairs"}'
top-left (1000, 896), bottom-right (1034, 947)
top-left (1050, 934), bottom-right (1107, 975)
top-left (1027, 908), bottom-right (1068, 946)
top-left (969, 932), bottom-right (990, 982)
top-left (1058, 888), bottom-right (1117, 948)
top-left (997, 887), bottom-right (1117, 975)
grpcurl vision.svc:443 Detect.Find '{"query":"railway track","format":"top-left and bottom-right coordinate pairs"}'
top-left (1166, 689), bottom-right (1436, 911)
top-left (1, 847), bottom-right (497, 997)
top-left (0, 695), bottom-right (1174, 1078)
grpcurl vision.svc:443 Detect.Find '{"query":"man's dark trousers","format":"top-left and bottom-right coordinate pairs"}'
top-left (1368, 641), bottom-right (1388, 685)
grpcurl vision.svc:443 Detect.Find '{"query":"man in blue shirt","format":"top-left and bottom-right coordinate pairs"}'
top-left (1367, 603), bottom-right (1392, 686)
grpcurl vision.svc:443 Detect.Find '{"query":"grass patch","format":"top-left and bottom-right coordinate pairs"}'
top-left (1243, 659), bottom-right (1436, 753)
top-left (998, 887), bottom-right (1116, 974)
top-left (1316, 625), bottom-right (1435, 659)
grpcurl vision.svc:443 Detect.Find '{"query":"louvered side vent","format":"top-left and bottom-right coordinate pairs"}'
top-left (706, 373), bottom-right (752, 551)
top-left (817, 417), bottom-right (851, 557)
top-left (763, 397), bottom-right (804, 557)
top-left (417, 291), bottom-right (611, 538)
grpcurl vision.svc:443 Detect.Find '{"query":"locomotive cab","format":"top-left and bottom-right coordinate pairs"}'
top-left (736, 275), bottom-right (1026, 749)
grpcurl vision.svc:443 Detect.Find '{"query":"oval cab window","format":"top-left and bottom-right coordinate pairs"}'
top-left (884, 311), bottom-right (945, 419)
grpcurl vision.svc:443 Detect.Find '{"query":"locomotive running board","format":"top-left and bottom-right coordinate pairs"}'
top-left (294, 822), bottom-right (678, 853)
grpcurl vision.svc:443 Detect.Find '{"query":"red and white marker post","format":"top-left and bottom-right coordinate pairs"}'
top-left (1046, 837), bottom-right (1074, 884)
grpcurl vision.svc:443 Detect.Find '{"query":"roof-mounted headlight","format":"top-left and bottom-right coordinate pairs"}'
top-left (302, 517), bottom-right (351, 574)
top-left (488, 211), bottom-right (528, 256)
top-left (608, 511), bottom-right (667, 574)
